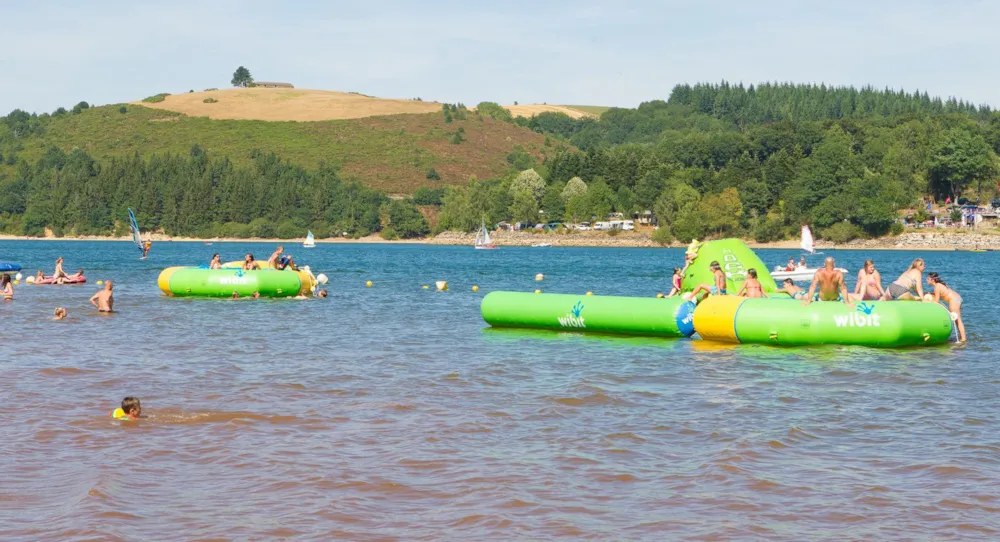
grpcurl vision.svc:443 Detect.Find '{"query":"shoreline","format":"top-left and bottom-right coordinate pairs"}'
top-left (1, 230), bottom-right (997, 251)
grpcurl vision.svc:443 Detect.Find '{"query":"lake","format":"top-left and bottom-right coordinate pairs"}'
top-left (1, 241), bottom-right (998, 540)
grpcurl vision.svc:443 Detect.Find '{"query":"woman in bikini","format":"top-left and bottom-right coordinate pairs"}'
top-left (209, 253), bottom-right (223, 269)
top-left (853, 260), bottom-right (884, 301)
top-left (927, 272), bottom-right (966, 342)
top-left (883, 258), bottom-right (925, 301)
top-left (736, 268), bottom-right (769, 298)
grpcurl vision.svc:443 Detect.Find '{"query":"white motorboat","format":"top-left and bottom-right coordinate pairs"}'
top-left (771, 225), bottom-right (845, 281)
top-left (475, 220), bottom-right (497, 249)
top-left (531, 243), bottom-right (551, 248)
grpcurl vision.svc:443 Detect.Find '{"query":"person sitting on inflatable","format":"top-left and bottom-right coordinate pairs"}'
top-left (802, 257), bottom-right (852, 307)
top-left (111, 397), bottom-right (142, 420)
top-left (687, 261), bottom-right (728, 300)
top-left (779, 278), bottom-right (807, 300)
top-left (209, 253), bottom-right (223, 269)
top-left (785, 258), bottom-right (796, 272)
top-left (736, 268), bottom-right (769, 298)
top-left (927, 272), bottom-right (966, 343)
top-left (242, 253), bottom-right (260, 271)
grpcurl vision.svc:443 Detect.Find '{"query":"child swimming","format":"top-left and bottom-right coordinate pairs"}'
top-left (111, 397), bottom-right (142, 420)
top-left (53, 307), bottom-right (67, 320)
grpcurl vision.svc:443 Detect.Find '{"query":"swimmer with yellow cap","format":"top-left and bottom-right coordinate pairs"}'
top-left (111, 396), bottom-right (141, 421)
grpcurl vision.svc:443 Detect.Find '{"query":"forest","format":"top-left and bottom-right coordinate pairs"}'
top-left (2, 82), bottom-right (999, 242)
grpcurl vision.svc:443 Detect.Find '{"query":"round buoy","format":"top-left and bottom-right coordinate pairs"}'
top-left (534, 289), bottom-right (541, 294)
top-left (586, 291), bottom-right (593, 296)
top-left (366, 280), bottom-right (372, 287)
top-left (656, 293), bottom-right (665, 298)
top-left (436, 281), bottom-right (448, 291)
top-left (923, 294), bottom-right (934, 303)
top-left (97, 280), bottom-right (104, 285)
top-left (950, 311), bottom-right (959, 321)
top-left (472, 285), bottom-right (479, 292)
top-left (13, 280), bottom-right (18, 285)
top-left (422, 285), bottom-right (429, 289)
top-left (15, 273), bottom-right (22, 281)
top-left (316, 273), bottom-right (329, 285)
top-left (535, 273), bottom-right (544, 281)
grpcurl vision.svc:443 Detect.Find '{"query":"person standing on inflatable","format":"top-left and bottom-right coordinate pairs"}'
top-left (802, 257), bottom-right (851, 307)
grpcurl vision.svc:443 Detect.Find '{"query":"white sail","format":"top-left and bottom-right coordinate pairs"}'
top-left (801, 225), bottom-right (815, 254)
top-left (303, 230), bottom-right (316, 248)
top-left (475, 220), bottom-right (495, 248)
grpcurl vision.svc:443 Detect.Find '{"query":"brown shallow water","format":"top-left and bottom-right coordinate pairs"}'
top-left (2, 242), bottom-right (999, 540)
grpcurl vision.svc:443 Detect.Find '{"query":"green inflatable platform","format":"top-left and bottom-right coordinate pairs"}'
top-left (481, 292), bottom-right (696, 337)
top-left (158, 266), bottom-right (306, 298)
top-left (681, 238), bottom-right (779, 294)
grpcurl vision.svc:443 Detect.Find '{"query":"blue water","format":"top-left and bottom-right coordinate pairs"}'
top-left (1, 241), bottom-right (998, 540)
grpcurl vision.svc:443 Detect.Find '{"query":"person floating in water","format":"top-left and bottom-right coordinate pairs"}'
top-left (927, 272), bottom-right (966, 343)
top-left (1, 273), bottom-right (13, 300)
top-left (143, 237), bottom-right (152, 258)
top-left (736, 268), bottom-right (769, 298)
top-left (111, 397), bottom-right (141, 420)
top-left (802, 257), bottom-right (851, 307)
top-left (317, 289), bottom-right (328, 298)
top-left (90, 280), bottom-right (114, 312)
top-left (54, 307), bottom-right (67, 320)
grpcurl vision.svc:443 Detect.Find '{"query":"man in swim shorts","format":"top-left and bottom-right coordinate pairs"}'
top-left (89, 281), bottom-right (114, 312)
top-left (802, 257), bottom-right (851, 307)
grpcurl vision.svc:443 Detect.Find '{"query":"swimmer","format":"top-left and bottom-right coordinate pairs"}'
top-left (803, 257), bottom-right (851, 307)
top-left (89, 280), bottom-right (114, 312)
top-left (232, 291), bottom-right (240, 299)
top-left (317, 289), bottom-right (328, 298)
top-left (252, 291), bottom-right (260, 300)
top-left (927, 272), bottom-right (966, 343)
top-left (667, 267), bottom-right (684, 297)
top-left (209, 253), bottom-right (222, 269)
top-left (1, 273), bottom-right (13, 300)
top-left (54, 307), bottom-right (67, 320)
top-left (687, 261), bottom-right (728, 299)
top-left (736, 268), bottom-right (769, 298)
top-left (111, 397), bottom-right (141, 420)
top-left (779, 278), bottom-right (807, 300)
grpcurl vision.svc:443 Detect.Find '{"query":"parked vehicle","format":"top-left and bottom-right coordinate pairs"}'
top-left (593, 221), bottom-right (611, 231)
top-left (622, 220), bottom-right (635, 231)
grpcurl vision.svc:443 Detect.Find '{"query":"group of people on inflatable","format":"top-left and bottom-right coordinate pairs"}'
top-left (666, 247), bottom-right (966, 343)
top-left (206, 246), bottom-right (297, 271)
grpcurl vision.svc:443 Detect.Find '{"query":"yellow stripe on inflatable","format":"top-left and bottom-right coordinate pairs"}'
top-left (692, 295), bottom-right (746, 343)
top-left (157, 267), bottom-right (182, 296)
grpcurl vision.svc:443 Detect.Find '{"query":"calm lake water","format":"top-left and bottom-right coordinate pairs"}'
top-left (1, 241), bottom-right (998, 540)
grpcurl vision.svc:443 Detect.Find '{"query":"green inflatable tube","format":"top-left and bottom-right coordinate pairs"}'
top-left (681, 238), bottom-right (778, 294)
top-left (694, 296), bottom-right (955, 347)
top-left (158, 266), bottom-right (304, 298)
top-left (481, 291), bottom-right (696, 337)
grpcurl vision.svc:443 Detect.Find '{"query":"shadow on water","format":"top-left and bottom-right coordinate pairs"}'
top-left (480, 326), bottom-right (689, 351)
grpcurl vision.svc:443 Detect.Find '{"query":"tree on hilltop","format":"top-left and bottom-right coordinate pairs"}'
top-left (231, 66), bottom-right (253, 88)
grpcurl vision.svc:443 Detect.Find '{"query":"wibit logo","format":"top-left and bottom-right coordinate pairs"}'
top-left (558, 301), bottom-right (586, 328)
top-left (834, 303), bottom-right (881, 328)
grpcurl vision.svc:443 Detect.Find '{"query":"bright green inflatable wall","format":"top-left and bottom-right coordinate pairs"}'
top-left (158, 267), bottom-right (303, 298)
top-left (681, 238), bottom-right (778, 294)
top-left (481, 292), bottom-right (696, 337)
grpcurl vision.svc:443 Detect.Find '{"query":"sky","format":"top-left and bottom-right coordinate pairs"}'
top-left (2, 0), bottom-right (998, 114)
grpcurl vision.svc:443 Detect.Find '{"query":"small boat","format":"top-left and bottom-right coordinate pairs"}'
top-left (475, 220), bottom-right (497, 250)
top-left (771, 225), bottom-right (845, 282)
top-left (35, 274), bottom-right (87, 285)
top-left (532, 243), bottom-right (552, 248)
top-left (303, 230), bottom-right (316, 248)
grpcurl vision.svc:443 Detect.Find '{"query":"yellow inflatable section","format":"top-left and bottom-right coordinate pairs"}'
top-left (692, 295), bottom-right (744, 343)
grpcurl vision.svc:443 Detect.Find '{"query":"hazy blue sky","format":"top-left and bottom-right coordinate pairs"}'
top-left (2, 0), bottom-right (997, 113)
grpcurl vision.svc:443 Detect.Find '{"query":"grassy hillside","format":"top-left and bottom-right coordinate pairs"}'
top-left (505, 104), bottom-right (598, 119)
top-left (1, 103), bottom-right (554, 194)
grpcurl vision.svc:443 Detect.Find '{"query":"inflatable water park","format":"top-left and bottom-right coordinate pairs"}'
top-left (480, 239), bottom-right (957, 348)
top-left (158, 261), bottom-right (318, 298)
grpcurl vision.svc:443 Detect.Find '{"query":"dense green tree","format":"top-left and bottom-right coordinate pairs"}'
top-left (231, 66), bottom-right (253, 88)
top-left (509, 189), bottom-right (539, 223)
top-left (509, 169), bottom-right (546, 201)
top-left (929, 127), bottom-right (997, 202)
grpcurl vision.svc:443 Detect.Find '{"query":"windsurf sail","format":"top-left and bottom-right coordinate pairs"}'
top-left (127, 208), bottom-right (143, 255)
top-left (801, 225), bottom-right (815, 254)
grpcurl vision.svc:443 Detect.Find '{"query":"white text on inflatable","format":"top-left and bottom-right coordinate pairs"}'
top-left (834, 313), bottom-right (881, 328)
top-left (558, 315), bottom-right (586, 328)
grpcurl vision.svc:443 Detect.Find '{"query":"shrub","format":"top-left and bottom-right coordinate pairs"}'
top-left (204, 88), bottom-right (218, 92)
top-left (752, 215), bottom-right (785, 243)
top-left (476, 101), bottom-right (512, 122)
top-left (950, 209), bottom-right (963, 223)
top-left (413, 187), bottom-right (445, 205)
top-left (380, 226), bottom-right (399, 240)
top-left (890, 221), bottom-right (904, 236)
top-left (247, 217), bottom-right (276, 238)
top-left (822, 221), bottom-right (863, 244)
top-left (142, 93), bottom-right (170, 103)
top-left (203, 97), bottom-right (218, 104)
top-left (118, 106), bottom-right (127, 114)
top-left (651, 226), bottom-right (673, 245)
top-left (275, 220), bottom-right (301, 239)
top-left (219, 221), bottom-right (251, 238)
top-left (450, 131), bottom-right (464, 144)
top-left (425, 168), bottom-right (441, 181)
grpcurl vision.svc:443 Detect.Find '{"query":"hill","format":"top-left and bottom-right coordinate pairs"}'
top-left (134, 88), bottom-right (443, 121)
top-left (0, 102), bottom-right (553, 194)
